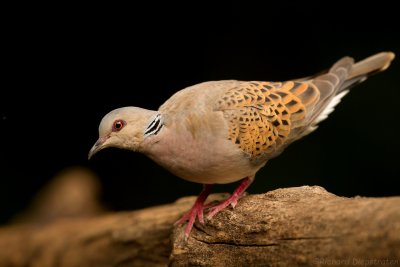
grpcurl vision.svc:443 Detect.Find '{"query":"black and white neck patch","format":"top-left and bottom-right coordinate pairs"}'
top-left (144, 114), bottom-right (164, 137)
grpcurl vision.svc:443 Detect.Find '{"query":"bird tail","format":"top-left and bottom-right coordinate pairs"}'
top-left (347, 52), bottom-right (395, 82)
top-left (296, 51), bottom-right (395, 138)
top-left (337, 52), bottom-right (395, 94)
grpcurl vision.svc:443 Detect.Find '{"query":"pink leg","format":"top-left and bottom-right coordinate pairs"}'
top-left (207, 177), bottom-right (253, 219)
top-left (175, 184), bottom-right (212, 238)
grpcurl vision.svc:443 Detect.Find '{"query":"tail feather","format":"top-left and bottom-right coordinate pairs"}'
top-left (348, 52), bottom-right (395, 80)
top-left (294, 51), bottom-right (395, 139)
top-left (306, 56), bottom-right (353, 126)
top-left (311, 52), bottom-right (395, 126)
top-left (340, 52), bottom-right (395, 91)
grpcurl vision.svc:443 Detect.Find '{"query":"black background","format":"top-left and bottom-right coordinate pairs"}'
top-left (1, 2), bottom-right (399, 224)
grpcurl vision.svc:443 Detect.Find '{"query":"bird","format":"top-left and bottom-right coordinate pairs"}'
top-left (89, 52), bottom-right (395, 239)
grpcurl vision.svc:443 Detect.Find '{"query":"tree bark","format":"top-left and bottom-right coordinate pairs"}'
top-left (0, 186), bottom-right (399, 267)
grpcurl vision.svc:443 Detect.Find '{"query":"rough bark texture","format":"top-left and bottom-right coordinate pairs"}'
top-left (0, 186), bottom-right (399, 267)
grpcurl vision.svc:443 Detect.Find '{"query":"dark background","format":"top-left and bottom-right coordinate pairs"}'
top-left (1, 2), bottom-right (399, 224)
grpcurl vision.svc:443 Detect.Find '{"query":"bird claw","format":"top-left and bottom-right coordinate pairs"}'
top-left (175, 185), bottom-right (212, 239)
top-left (175, 202), bottom-right (208, 239)
top-left (207, 194), bottom-right (239, 220)
top-left (207, 178), bottom-right (251, 219)
top-left (176, 178), bottom-right (252, 239)
top-left (230, 191), bottom-right (247, 208)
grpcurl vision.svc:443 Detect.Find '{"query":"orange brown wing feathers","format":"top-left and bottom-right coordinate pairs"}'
top-left (215, 81), bottom-right (319, 159)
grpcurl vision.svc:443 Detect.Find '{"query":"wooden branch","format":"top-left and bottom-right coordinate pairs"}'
top-left (0, 198), bottom-right (192, 267)
top-left (171, 186), bottom-right (400, 266)
top-left (0, 186), bottom-right (399, 267)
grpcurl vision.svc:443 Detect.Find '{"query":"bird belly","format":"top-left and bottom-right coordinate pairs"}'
top-left (145, 130), bottom-right (263, 184)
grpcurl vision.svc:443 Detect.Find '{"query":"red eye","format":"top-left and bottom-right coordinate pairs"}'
top-left (112, 120), bottom-right (126, 132)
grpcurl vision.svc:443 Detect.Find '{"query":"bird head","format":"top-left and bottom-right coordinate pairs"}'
top-left (88, 107), bottom-right (161, 159)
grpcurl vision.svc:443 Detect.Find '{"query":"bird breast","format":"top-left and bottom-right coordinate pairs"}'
top-left (142, 114), bottom-right (264, 184)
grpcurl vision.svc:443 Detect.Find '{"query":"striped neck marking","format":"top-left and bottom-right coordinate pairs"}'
top-left (144, 114), bottom-right (163, 137)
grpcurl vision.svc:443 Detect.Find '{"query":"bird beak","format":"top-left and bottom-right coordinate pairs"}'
top-left (88, 136), bottom-right (109, 159)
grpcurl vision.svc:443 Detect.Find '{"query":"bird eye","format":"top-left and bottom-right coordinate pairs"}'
top-left (112, 120), bottom-right (126, 132)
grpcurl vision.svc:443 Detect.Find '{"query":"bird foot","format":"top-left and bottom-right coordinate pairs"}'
top-left (207, 177), bottom-right (252, 219)
top-left (206, 191), bottom-right (244, 219)
top-left (175, 185), bottom-right (212, 239)
top-left (175, 177), bottom-right (253, 239)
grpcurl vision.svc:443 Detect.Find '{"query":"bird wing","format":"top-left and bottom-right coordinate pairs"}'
top-left (214, 81), bottom-right (320, 160)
